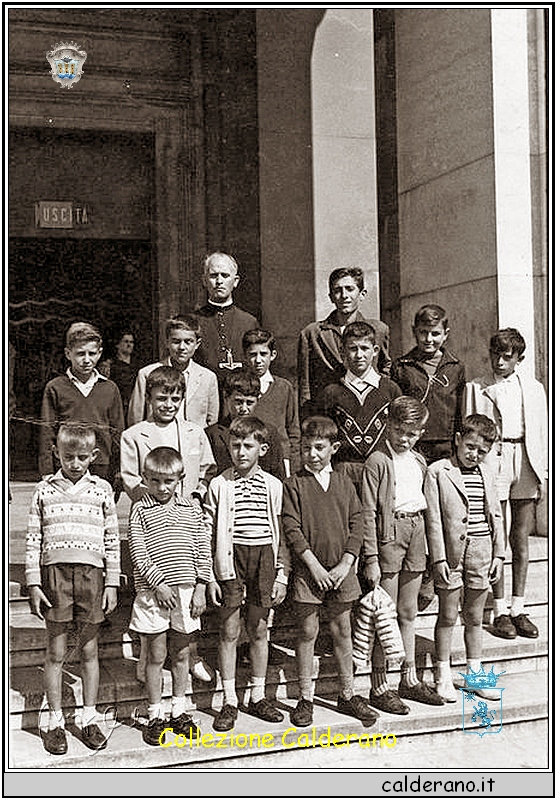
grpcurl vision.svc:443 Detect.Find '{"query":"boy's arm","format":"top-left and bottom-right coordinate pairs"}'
top-left (120, 430), bottom-right (146, 502)
top-left (38, 384), bottom-right (57, 477)
top-left (108, 385), bottom-right (125, 478)
top-left (360, 462), bottom-right (382, 586)
top-left (103, 485), bottom-right (121, 588)
top-left (423, 468), bottom-right (448, 565)
top-left (206, 371), bottom-right (220, 427)
top-left (127, 370), bottom-right (147, 427)
top-left (285, 381), bottom-right (301, 472)
top-left (376, 321), bottom-right (392, 376)
top-left (192, 429), bottom-right (217, 501)
top-left (329, 485), bottom-right (361, 588)
top-left (25, 487), bottom-right (52, 618)
top-left (128, 504), bottom-right (167, 589)
top-left (281, 480), bottom-right (333, 591)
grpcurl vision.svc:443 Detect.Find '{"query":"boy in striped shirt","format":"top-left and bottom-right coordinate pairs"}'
top-left (128, 447), bottom-right (213, 746)
top-left (424, 415), bottom-right (505, 702)
top-left (204, 416), bottom-right (290, 732)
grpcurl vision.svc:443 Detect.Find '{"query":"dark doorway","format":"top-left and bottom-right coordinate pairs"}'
top-left (9, 238), bottom-right (155, 480)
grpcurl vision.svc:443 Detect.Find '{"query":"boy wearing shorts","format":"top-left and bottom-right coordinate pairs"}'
top-left (283, 416), bottom-right (377, 727)
top-left (424, 416), bottom-right (505, 701)
top-left (204, 416), bottom-right (290, 731)
top-left (128, 447), bottom-right (213, 745)
top-left (26, 423), bottom-right (120, 755)
top-left (362, 397), bottom-right (443, 713)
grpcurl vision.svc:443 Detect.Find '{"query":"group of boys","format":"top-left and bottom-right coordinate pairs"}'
top-left (26, 252), bottom-right (547, 755)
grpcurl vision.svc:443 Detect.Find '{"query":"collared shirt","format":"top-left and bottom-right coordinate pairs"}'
top-left (208, 299), bottom-right (234, 309)
top-left (259, 370), bottom-right (274, 395)
top-left (342, 366), bottom-right (381, 405)
top-left (386, 441), bottom-right (427, 512)
top-left (491, 372), bottom-right (524, 438)
top-left (49, 469), bottom-right (97, 495)
top-left (66, 368), bottom-right (106, 397)
top-left (304, 462), bottom-right (333, 492)
top-left (460, 467), bottom-right (490, 536)
top-left (232, 467), bottom-right (272, 546)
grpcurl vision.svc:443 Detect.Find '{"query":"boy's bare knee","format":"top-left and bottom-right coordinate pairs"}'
top-left (247, 617), bottom-right (268, 642)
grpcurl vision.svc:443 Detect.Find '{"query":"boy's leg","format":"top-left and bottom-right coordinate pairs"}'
top-left (42, 622), bottom-right (69, 754)
top-left (142, 631), bottom-right (169, 746)
top-left (214, 606), bottom-right (241, 731)
top-left (368, 574), bottom-right (409, 714)
top-left (329, 605), bottom-right (377, 724)
top-left (491, 499), bottom-right (515, 637)
top-left (167, 629), bottom-right (199, 734)
top-left (508, 499), bottom-right (538, 636)
top-left (434, 587), bottom-right (461, 702)
top-left (462, 587), bottom-right (499, 699)
top-left (79, 623), bottom-right (111, 750)
top-left (290, 605), bottom-right (318, 727)
top-left (245, 604), bottom-right (283, 722)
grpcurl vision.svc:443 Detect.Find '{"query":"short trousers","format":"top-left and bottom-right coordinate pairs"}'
top-left (378, 513), bottom-right (427, 574)
top-left (294, 599), bottom-right (355, 621)
top-left (493, 441), bottom-right (539, 501)
top-left (129, 584), bottom-right (201, 635)
top-left (41, 563), bottom-right (105, 625)
top-left (435, 535), bottom-right (493, 591)
top-left (291, 565), bottom-right (361, 605)
top-left (219, 544), bottom-right (276, 609)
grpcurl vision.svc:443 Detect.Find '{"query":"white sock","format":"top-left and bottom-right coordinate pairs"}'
top-left (222, 678), bottom-right (238, 708)
top-left (171, 696), bottom-right (186, 718)
top-left (147, 703), bottom-right (163, 721)
top-left (467, 659), bottom-right (481, 674)
top-left (510, 596), bottom-right (525, 616)
top-left (250, 676), bottom-right (265, 704)
top-left (82, 705), bottom-right (97, 726)
top-left (437, 661), bottom-right (452, 681)
top-left (299, 677), bottom-right (314, 702)
top-left (49, 709), bottom-right (65, 731)
top-left (493, 599), bottom-right (508, 617)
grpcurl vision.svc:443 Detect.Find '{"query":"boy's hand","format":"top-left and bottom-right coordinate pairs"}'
top-left (328, 558), bottom-right (352, 591)
top-left (102, 586), bottom-right (118, 615)
top-left (207, 581), bottom-right (222, 607)
top-left (433, 560), bottom-right (450, 585)
top-left (362, 559), bottom-right (381, 589)
top-left (28, 585), bottom-right (51, 620)
top-left (191, 583), bottom-right (207, 618)
top-left (309, 561), bottom-right (335, 592)
top-left (489, 557), bottom-right (504, 584)
top-left (155, 583), bottom-right (176, 609)
top-left (271, 580), bottom-right (287, 607)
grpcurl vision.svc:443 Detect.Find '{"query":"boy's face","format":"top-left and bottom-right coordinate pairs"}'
top-left (412, 322), bottom-right (449, 357)
top-left (387, 420), bottom-right (425, 455)
top-left (203, 256), bottom-right (239, 303)
top-left (64, 340), bottom-right (102, 382)
top-left (118, 334), bottom-right (134, 357)
top-left (342, 336), bottom-right (378, 377)
top-left (228, 433), bottom-right (268, 475)
top-left (489, 348), bottom-right (523, 379)
top-left (301, 436), bottom-right (340, 473)
top-left (54, 439), bottom-right (98, 483)
top-left (245, 343), bottom-right (277, 377)
top-left (150, 388), bottom-right (183, 425)
top-left (329, 276), bottom-right (366, 316)
top-left (454, 431), bottom-right (492, 470)
top-left (143, 469), bottom-right (182, 504)
top-left (227, 391), bottom-right (258, 419)
top-left (167, 329), bottom-right (199, 370)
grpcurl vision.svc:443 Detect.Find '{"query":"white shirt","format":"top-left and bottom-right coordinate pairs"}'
top-left (342, 366), bottom-right (380, 405)
top-left (259, 370), bottom-right (274, 395)
top-left (66, 368), bottom-right (106, 397)
top-left (386, 441), bottom-right (426, 512)
top-left (492, 372), bottom-right (524, 439)
top-left (50, 469), bottom-right (96, 495)
top-left (304, 462), bottom-right (333, 492)
top-left (208, 299), bottom-right (233, 308)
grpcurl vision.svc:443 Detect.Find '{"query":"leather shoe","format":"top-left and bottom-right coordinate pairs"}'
top-left (491, 614), bottom-right (517, 639)
top-left (247, 698), bottom-right (284, 723)
top-left (398, 681), bottom-right (444, 706)
top-left (82, 723), bottom-right (108, 751)
top-left (369, 689), bottom-right (410, 715)
top-left (213, 704), bottom-right (238, 732)
top-left (510, 613), bottom-right (539, 639)
top-left (42, 726), bottom-right (68, 755)
top-left (290, 698), bottom-right (313, 727)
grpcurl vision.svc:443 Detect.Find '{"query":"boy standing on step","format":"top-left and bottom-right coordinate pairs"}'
top-left (26, 423), bottom-right (120, 755)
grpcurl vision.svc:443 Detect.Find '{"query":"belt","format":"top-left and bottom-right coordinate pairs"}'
top-left (394, 510), bottom-right (423, 519)
top-left (502, 437), bottom-right (524, 443)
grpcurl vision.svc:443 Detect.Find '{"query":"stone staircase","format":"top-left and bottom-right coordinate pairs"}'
top-left (8, 482), bottom-right (548, 769)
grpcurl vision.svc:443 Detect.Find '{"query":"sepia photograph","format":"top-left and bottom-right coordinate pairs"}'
top-left (6, 3), bottom-right (551, 796)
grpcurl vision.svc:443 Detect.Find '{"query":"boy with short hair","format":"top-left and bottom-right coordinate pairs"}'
top-left (424, 416), bottom-right (505, 701)
top-left (298, 266), bottom-right (391, 418)
top-left (128, 447), bottom-right (212, 745)
top-left (39, 322), bottom-right (124, 483)
top-left (205, 416), bottom-right (290, 731)
top-left (26, 423), bottom-right (120, 754)
top-left (282, 415), bottom-right (376, 727)
top-left (243, 328), bottom-right (301, 476)
top-left (121, 366), bottom-right (216, 504)
top-left (194, 252), bottom-right (259, 374)
top-left (127, 314), bottom-right (219, 429)
top-left (362, 397), bottom-right (443, 713)
top-left (463, 328), bottom-right (547, 640)
top-left (205, 369), bottom-right (286, 480)
top-left (391, 304), bottom-right (466, 465)
top-left (323, 321), bottom-right (401, 491)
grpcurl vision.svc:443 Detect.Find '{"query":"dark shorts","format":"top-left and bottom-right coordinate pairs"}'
top-left (291, 564), bottom-right (361, 606)
top-left (41, 564), bottom-right (105, 624)
top-left (294, 599), bottom-right (355, 622)
top-left (219, 543), bottom-right (276, 609)
top-left (378, 512), bottom-right (427, 575)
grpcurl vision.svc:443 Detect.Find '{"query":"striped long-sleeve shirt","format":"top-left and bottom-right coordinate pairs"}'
top-left (128, 493), bottom-right (213, 591)
top-left (25, 471), bottom-right (120, 587)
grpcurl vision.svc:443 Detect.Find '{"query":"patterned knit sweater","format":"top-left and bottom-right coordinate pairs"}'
top-left (25, 472), bottom-right (120, 587)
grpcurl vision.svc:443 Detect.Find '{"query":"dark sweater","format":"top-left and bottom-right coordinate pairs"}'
top-left (193, 303), bottom-right (259, 374)
top-left (39, 375), bottom-right (124, 476)
top-left (282, 470), bottom-right (363, 568)
top-left (255, 376), bottom-right (301, 471)
top-left (205, 417), bottom-right (286, 481)
top-left (323, 377), bottom-right (402, 464)
top-left (391, 347), bottom-right (465, 443)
